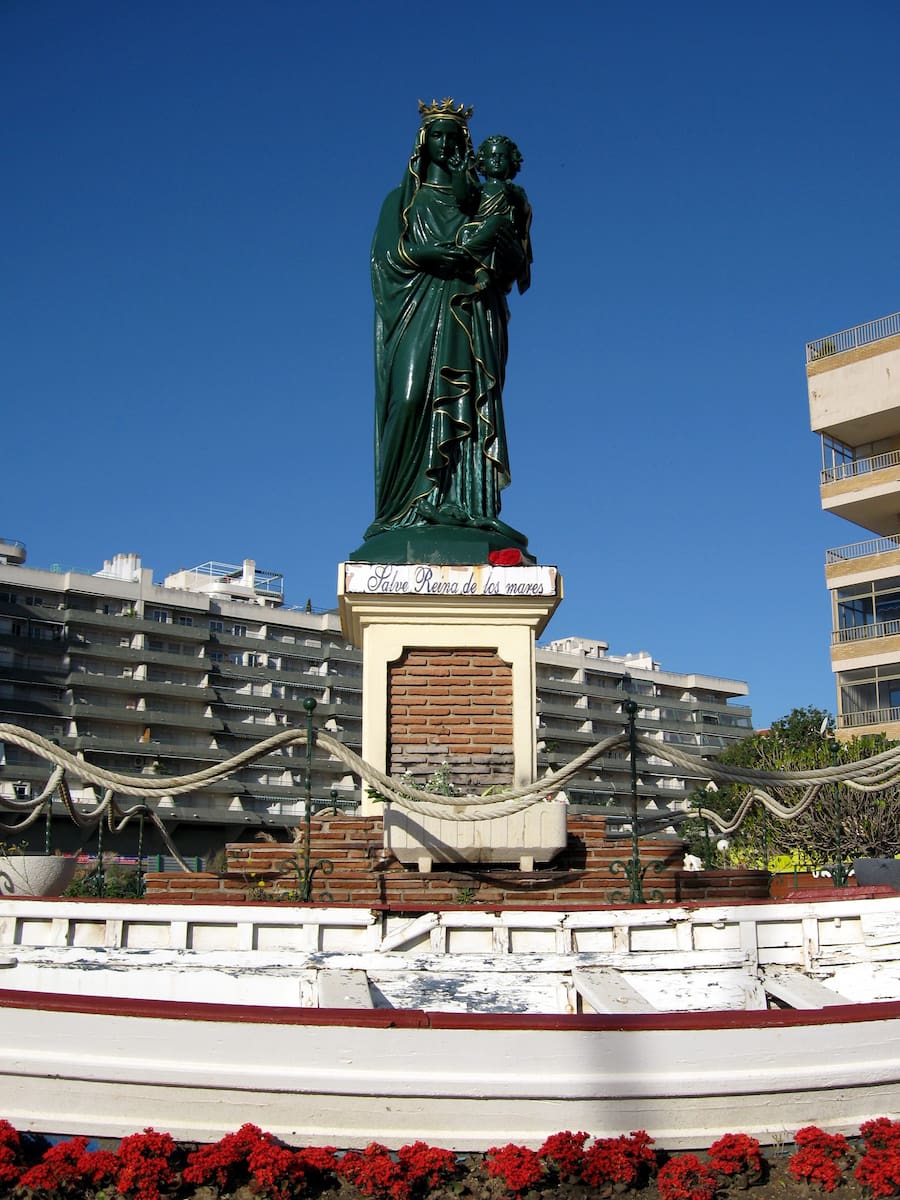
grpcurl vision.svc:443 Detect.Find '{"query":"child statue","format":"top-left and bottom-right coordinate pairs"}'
top-left (457, 134), bottom-right (532, 295)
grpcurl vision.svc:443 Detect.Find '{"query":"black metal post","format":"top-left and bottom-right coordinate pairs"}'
top-left (829, 732), bottom-right (850, 887)
top-left (96, 818), bottom-right (105, 897)
top-left (301, 696), bottom-right (316, 901)
top-left (137, 814), bottom-right (145, 896)
top-left (626, 700), bottom-right (643, 903)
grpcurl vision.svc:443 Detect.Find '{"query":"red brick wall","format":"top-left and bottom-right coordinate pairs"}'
top-left (674, 868), bottom-right (771, 903)
top-left (145, 816), bottom-right (699, 906)
top-left (388, 648), bottom-right (513, 791)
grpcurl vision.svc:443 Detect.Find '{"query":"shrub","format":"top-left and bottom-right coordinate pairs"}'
top-left (484, 1144), bottom-right (544, 1195)
top-left (657, 1153), bottom-right (719, 1200)
top-left (707, 1133), bottom-right (762, 1183)
top-left (183, 1124), bottom-right (336, 1200)
top-left (538, 1130), bottom-right (590, 1180)
top-left (861, 1120), bottom-right (900, 1151)
top-left (787, 1126), bottom-right (851, 1193)
top-left (0, 1119), bottom-right (21, 1188)
top-left (856, 1122), bottom-right (900, 1198)
top-left (183, 1122), bottom-right (266, 1190)
top-left (338, 1142), bottom-right (410, 1200)
top-left (17, 1137), bottom-right (118, 1197)
top-left (582, 1131), bottom-right (656, 1190)
top-left (114, 1127), bottom-right (178, 1200)
top-left (855, 1146), bottom-right (900, 1197)
top-left (396, 1142), bottom-right (457, 1194)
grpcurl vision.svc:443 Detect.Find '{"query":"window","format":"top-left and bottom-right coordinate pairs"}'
top-left (232, 623), bottom-right (247, 637)
top-left (148, 609), bottom-right (170, 624)
top-left (209, 620), bottom-right (224, 634)
top-left (209, 651), bottom-right (224, 663)
top-left (177, 615), bottom-right (193, 627)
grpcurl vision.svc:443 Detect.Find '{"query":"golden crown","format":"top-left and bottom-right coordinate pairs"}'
top-left (417, 97), bottom-right (474, 124)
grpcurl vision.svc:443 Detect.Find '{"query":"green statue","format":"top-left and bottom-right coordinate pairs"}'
top-left (352, 99), bottom-right (533, 565)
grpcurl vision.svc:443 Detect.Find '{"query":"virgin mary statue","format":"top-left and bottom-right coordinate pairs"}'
top-left (354, 99), bottom-right (531, 565)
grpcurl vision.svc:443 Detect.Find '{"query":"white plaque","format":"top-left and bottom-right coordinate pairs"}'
top-left (344, 562), bottom-right (558, 598)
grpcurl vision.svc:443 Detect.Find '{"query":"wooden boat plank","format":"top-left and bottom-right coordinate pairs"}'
top-left (316, 970), bottom-right (373, 1008)
top-left (572, 967), bottom-right (654, 1013)
top-left (762, 968), bottom-right (851, 1008)
top-left (860, 912), bottom-right (900, 947)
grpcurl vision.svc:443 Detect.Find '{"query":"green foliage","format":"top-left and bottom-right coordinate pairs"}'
top-left (0, 841), bottom-right (30, 858)
top-left (64, 865), bottom-right (144, 899)
top-left (399, 763), bottom-right (460, 796)
top-left (684, 706), bottom-right (900, 869)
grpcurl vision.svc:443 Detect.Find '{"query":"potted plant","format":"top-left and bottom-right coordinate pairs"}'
top-left (0, 842), bottom-right (78, 897)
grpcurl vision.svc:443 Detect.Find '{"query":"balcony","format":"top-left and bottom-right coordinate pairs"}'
top-left (819, 448), bottom-right (900, 535)
top-left (825, 536), bottom-right (900, 584)
top-left (838, 706), bottom-right (900, 735)
top-left (807, 312), bottom-right (900, 364)
top-left (807, 312), bottom-right (900, 448)
top-left (833, 619), bottom-right (900, 646)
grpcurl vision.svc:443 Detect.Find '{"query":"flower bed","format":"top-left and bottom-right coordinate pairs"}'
top-left (2, 1119), bottom-right (900, 1200)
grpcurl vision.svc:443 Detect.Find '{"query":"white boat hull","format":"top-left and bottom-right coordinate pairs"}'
top-left (2, 892), bottom-right (900, 1149)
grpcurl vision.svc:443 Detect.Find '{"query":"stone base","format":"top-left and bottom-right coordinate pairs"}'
top-left (348, 524), bottom-right (533, 567)
top-left (338, 562), bottom-right (563, 869)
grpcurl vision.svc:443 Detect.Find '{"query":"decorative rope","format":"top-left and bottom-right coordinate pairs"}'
top-left (4, 721), bottom-right (900, 868)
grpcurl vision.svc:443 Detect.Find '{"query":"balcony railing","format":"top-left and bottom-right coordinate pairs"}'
top-left (807, 311), bottom-right (900, 363)
top-left (839, 706), bottom-right (900, 730)
top-left (833, 619), bottom-right (900, 645)
top-left (826, 536), bottom-right (900, 564)
top-left (822, 448), bottom-right (900, 485)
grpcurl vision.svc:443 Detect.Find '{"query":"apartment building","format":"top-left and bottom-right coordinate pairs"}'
top-left (0, 543), bottom-right (752, 856)
top-left (807, 310), bottom-right (900, 738)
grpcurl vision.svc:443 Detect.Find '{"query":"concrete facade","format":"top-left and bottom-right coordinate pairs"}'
top-left (806, 313), bottom-right (900, 739)
top-left (0, 545), bottom-right (752, 858)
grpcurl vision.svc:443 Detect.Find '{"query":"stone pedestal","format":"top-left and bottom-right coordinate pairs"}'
top-left (338, 562), bottom-right (565, 869)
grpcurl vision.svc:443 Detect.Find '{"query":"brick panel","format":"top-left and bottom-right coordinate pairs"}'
top-left (388, 648), bottom-right (513, 790)
top-left (141, 816), bottom-right (759, 905)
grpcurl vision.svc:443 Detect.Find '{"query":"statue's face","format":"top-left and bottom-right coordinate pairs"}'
top-left (425, 120), bottom-right (461, 167)
top-left (482, 140), bottom-right (511, 179)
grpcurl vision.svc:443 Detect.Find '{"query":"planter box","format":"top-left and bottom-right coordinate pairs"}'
top-left (384, 800), bottom-right (568, 872)
top-left (853, 858), bottom-right (900, 890)
top-left (0, 856), bottom-right (78, 897)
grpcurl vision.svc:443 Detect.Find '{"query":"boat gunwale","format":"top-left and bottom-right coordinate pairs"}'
top-left (3, 985), bottom-right (900, 1033)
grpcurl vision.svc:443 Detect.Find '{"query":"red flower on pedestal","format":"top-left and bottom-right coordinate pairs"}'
top-left (488, 549), bottom-right (523, 566)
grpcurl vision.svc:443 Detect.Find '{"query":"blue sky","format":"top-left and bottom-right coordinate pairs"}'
top-left (2, 0), bottom-right (898, 729)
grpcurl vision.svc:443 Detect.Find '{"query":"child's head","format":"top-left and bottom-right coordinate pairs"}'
top-left (475, 135), bottom-right (523, 180)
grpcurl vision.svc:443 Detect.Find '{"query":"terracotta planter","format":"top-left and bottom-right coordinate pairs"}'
top-left (0, 855), bottom-right (78, 897)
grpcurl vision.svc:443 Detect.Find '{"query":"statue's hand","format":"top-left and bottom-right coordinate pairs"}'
top-left (409, 244), bottom-right (470, 279)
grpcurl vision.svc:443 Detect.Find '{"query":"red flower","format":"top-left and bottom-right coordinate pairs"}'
top-left (862, 1119), bottom-right (900, 1150)
top-left (0, 1119), bottom-right (21, 1188)
top-left (114, 1128), bottom-right (178, 1200)
top-left (538, 1130), bottom-right (589, 1179)
top-left (484, 1144), bottom-right (544, 1195)
top-left (488, 549), bottom-right (523, 566)
top-left (856, 1146), bottom-right (900, 1197)
top-left (787, 1127), bottom-right (850, 1193)
top-left (582, 1131), bottom-right (656, 1190)
top-left (397, 1141), bottom-right (457, 1192)
top-left (657, 1153), bottom-right (719, 1200)
top-left (339, 1142), bottom-right (410, 1200)
top-left (707, 1132), bottom-right (762, 1179)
